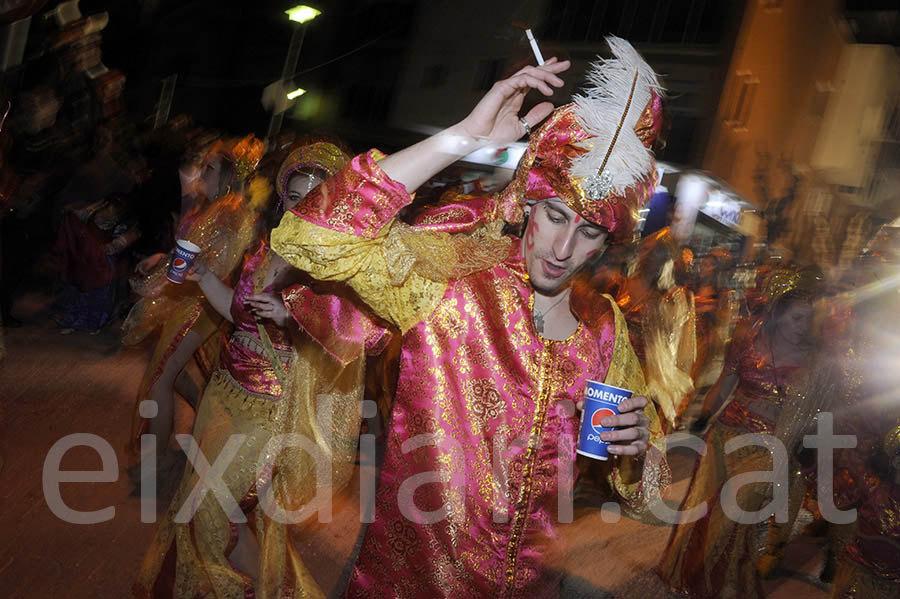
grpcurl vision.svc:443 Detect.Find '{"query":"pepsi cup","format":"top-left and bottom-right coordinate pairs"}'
top-left (166, 240), bottom-right (202, 284)
top-left (576, 380), bottom-right (633, 461)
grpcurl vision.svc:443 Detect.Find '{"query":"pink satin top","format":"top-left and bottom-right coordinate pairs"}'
top-left (717, 322), bottom-right (800, 434)
top-left (220, 242), bottom-right (292, 398)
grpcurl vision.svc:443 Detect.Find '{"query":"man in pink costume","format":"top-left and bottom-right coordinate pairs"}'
top-left (272, 37), bottom-right (668, 598)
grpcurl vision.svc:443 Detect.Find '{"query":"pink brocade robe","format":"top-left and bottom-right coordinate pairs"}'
top-left (271, 151), bottom-right (662, 598)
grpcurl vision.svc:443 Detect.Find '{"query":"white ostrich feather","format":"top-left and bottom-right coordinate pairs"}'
top-left (571, 36), bottom-right (663, 197)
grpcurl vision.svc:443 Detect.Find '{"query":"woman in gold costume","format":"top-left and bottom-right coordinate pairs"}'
top-left (123, 135), bottom-right (266, 482)
top-left (657, 266), bottom-right (831, 599)
top-left (134, 143), bottom-right (380, 598)
top-left (616, 227), bottom-right (696, 430)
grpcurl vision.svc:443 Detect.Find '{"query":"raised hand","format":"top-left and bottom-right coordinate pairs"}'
top-left (457, 57), bottom-right (570, 144)
top-left (376, 57), bottom-right (570, 195)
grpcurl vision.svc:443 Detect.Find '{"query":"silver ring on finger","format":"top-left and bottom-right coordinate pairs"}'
top-left (519, 117), bottom-right (531, 137)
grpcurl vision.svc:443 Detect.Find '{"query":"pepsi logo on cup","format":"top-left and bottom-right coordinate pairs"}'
top-left (577, 380), bottom-right (633, 461)
top-left (590, 408), bottom-right (617, 434)
top-left (166, 240), bottom-right (202, 284)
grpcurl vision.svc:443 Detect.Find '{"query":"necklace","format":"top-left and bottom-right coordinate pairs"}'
top-left (534, 293), bottom-right (568, 333)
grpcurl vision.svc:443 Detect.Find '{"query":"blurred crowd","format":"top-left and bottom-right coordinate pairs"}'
top-left (577, 219), bottom-right (900, 599)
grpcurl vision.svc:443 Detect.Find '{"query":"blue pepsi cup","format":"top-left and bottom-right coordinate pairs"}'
top-left (576, 380), bottom-right (633, 460)
top-left (166, 239), bottom-right (202, 284)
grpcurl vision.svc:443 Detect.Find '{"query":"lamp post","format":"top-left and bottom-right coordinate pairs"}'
top-left (266, 5), bottom-right (321, 142)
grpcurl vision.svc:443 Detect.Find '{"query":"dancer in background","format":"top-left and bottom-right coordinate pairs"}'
top-left (134, 142), bottom-right (389, 597)
top-left (828, 422), bottom-right (900, 599)
top-left (658, 266), bottom-right (834, 599)
top-left (825, 234), bottom-right (900, 595)
top-left (123, 135), bottom-right (265, 484)
top-left (616, 227), bottom-right (695, 429)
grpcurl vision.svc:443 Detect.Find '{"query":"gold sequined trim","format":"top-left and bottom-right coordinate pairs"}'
top-left (212, 369), bottom-right (281, 427)
top-left (504, 342), bottom-right (554, 592)
top-left (231, 330), bottom-right (292, 360)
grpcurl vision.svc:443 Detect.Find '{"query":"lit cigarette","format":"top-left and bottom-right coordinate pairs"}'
top-left (525, 29), bottom-right (544, 66)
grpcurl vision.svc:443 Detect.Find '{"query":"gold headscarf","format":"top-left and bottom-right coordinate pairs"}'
top-left (764, 266), bottom-right (822, 307)
top-left (276, 142), bottom-right (350, 201)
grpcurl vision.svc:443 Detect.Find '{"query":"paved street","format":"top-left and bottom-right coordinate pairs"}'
top-left (0, 301), bottom-right (831, 598)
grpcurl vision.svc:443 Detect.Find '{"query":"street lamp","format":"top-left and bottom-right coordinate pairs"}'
top-left (286, 87), bottom-right (306, 100)
top-left (266, 5), bottom-right (321, 141)
top-left (285, 5), bottom-right (321, 24)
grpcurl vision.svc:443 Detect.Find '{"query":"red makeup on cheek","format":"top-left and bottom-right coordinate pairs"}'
top-left (525, 217), bottom-right (538, 250)
top-left (586, 248), bottom-right (599, 257)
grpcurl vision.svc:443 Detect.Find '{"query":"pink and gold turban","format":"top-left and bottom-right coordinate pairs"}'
top-left (497, 37), bottom-right (664, 243)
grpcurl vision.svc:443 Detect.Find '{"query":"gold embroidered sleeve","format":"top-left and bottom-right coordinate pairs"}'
top-left (271, 211), bottom-right (446, 332)
top-left (601, 294), bottom-right (670, 512)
